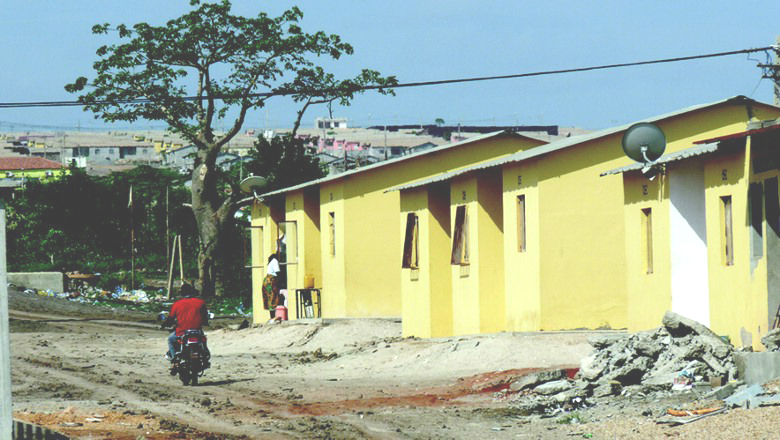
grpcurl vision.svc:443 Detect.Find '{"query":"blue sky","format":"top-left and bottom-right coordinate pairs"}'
top-left (2, 1), bottom-right (779, 132)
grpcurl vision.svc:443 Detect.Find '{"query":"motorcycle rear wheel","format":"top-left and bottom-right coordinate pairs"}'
top-left (179, 368), bottom-right (191, 386)
top-left (190, 369), bottom-right (199, 386)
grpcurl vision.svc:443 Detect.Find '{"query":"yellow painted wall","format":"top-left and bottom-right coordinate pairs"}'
top-left (623, 171), bottom-right (673, 331)
top-left (399, 184), bottom-right (453, 338)
top-left (502, 161), bottom-right (542, 331)
top-left (0, 168), bottom-right (67, 180)
top-left (621, 102), bottom-right (780, 339)
top-left (703, 138), bottom-right (780, 348)
top-left (282, 135), bottom-right (545, 320)
top-left (476, 171), bottom-right (506, 333)
top-left (319, 181), bottom-right (346, 318)
top-left (450, 176), bottom-right (480, 335)
top-left (448, 172), bottom-right (505, 335)
top-left (537, 103), bottom-right (772, 331)
top-left (536, 133), bottom-right (629, 330)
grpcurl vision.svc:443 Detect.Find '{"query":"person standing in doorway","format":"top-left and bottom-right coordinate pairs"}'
top-left (262, 253), bottom-right (281, 321)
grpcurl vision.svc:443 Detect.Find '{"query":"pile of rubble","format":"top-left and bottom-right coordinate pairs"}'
top-left (579, 311), bottom-right (735, 396)
top-left (507, 311), bottom-right (737, 415)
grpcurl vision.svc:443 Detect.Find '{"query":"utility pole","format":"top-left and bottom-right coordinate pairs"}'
top-left (0, 202), bottom-right (12, 435)
top-left (758, 37), bottom-right (780, 106)
top-left (775, 36), bottom-right (780, 106)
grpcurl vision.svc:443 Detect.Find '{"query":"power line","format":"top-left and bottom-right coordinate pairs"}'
top-left (0, 46), bottom-right (774, 109)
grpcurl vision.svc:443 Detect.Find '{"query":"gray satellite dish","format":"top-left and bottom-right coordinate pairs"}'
top-left (239, 175), bottom-right (268, 194)
top-left (239, 175), bottom-right (268, 202)
top-left (622, 122), bottom-right (666, 164)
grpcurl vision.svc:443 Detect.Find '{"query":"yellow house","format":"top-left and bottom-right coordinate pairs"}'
top-left (392, 96), bottom-right (780, 338)
top-left (606, 114), bottom-right (780, 348)
top-left (0, 157), bottom-right (67, 189)
top-left (248, 131), bottom-right (548, 324)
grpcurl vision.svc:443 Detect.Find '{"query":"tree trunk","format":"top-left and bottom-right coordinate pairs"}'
top-left (191, 145), bottom-right (231, 297)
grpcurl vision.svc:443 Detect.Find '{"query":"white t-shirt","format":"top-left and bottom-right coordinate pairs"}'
top-left (267, 258), bottom-right (280, 277)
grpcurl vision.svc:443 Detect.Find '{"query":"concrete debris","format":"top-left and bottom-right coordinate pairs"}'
top-left (510, 369), bottom-right (566, 392)
top-left (579, 311), bottom-right (736, 390)
top-left (761, 328), bottom-right (780, 351)
top-left (505, 311), bottom-right (743, 417)
top-left (533, 379), bottom-right (574, 395)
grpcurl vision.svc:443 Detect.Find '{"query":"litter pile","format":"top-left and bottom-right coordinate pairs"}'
top-left (506, 311), bottom-right (737, 416)
top-left (24, 287), bottom-right (159, 304)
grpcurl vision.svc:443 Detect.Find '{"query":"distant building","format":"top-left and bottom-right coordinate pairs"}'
top-left (63, 144), bottom-right (158, 166)
top-left (0, 157), bottom-right (67, 195)
top-left (315, 117), bottom-right (348, 129)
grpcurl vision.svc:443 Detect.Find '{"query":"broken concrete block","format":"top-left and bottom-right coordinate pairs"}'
top-left (591, 380), bottom-right (622, 398)
top-left (704, 382), bottom-right (737, 401)
top-left (761, 328), bottom-right (780, 351)
top-left (724, 384), bottom-right (763, 408)
top-left (634, 339), bottom-right (661, 358)
top-left (509, 369), bottom-right (566, 392)
top-left (551, 387), bottom-right (586, 403)
top-left (663, 311), bottom-right (724, 341)
top-left (579, 354), bottom-right (605, 381)
top-left (533, 379), bottom-right (573, 395)
top-left (642, 372), bottom-right (677, 386)
top-left (610, 356), bottom-right (653, 386)
top-left (734, 352), bottom-right (780, 385)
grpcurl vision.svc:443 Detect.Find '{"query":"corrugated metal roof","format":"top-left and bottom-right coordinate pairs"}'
top-left (385, 95), bottom-right (773, 193)
top-left (259, 130), bottom-right (543, 197)
top-left (599, 142), bottom-right (720, 176)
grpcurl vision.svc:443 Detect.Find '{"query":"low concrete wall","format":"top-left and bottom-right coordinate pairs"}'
top-left (734, 352), bottom-right (780, 385)
top-left (7, 272), bottom-right (64, 293)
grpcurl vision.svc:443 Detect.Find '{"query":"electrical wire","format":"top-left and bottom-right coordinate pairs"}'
top-left (0, 46), bottom-right (774, 109)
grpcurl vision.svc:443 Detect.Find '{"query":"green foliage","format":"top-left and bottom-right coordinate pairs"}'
top-left (64, 0), bottom-right (396, 296)
top-left (5, 166), bottom-right (192, 277)
top-left (65, 0), bottom-right (396, 142)
top-left (241, 135), bottom-right (326, 193)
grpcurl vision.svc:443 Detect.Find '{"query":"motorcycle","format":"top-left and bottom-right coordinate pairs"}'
top-left (171, 329), bottom-right (210, 386)
top-left (159, 312), bottom-right (211, 386)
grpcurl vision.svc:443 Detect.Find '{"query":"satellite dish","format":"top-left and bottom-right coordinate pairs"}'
top-left (239, 176), bottom-right (268, 194)
top-left (622, 122), bottom-right (666, 164)
top-left (239, 175), bottom-right (268, 203)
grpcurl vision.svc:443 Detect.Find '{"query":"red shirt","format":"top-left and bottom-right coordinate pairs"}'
top-left (170, 297), bottom-right (208, 336)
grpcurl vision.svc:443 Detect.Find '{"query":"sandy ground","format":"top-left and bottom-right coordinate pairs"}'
top-left (11, 288), bottom-right (780, 439)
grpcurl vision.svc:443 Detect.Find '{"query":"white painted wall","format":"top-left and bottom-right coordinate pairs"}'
top-left (669, 161), bottom-right (710, 326)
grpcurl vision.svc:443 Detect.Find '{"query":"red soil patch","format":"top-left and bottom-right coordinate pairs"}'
top-left (283, 367), bottom-right (579, 416)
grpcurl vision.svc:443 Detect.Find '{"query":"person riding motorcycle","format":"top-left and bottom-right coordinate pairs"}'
top-left (161, 282), bottom-right (210, 370)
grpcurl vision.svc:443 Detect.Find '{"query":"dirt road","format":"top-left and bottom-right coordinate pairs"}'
top-left (8, 288), bottom-right (599, 438)
top-left (14, 288), bottom-right (780, 439)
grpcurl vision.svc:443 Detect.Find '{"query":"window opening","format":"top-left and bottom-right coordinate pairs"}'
top-left (402, 213), bottom-right (419, 269)
top-left (451, 205), bottom-right (469, 265)
top-left (642, 208), bottom-right (653, 274)
top-left (328, 212), bottom-right (336, 256)
top-left (517, 195), bottom-right (526, 252)
top-left (721, 196), bottom-right (734, 266)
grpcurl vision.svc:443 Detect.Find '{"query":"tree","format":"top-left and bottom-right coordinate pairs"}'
top-left (434, 118), bottom-right (445, 126)
top-left (66, 0), bottom-right (396, 296)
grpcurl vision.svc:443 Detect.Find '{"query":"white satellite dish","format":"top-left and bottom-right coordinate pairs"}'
top-left (239, 175), bottom-right (268, 202)
top-left (621, 122), bottom-right (666, 180)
